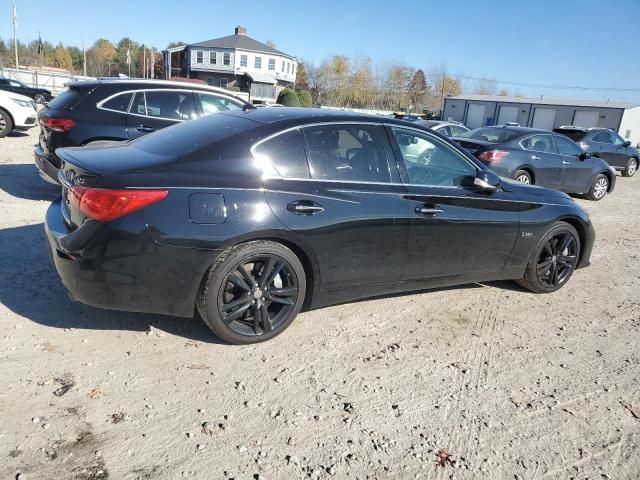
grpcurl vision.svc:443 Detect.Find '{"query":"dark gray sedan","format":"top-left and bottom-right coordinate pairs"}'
top-left (451, 126), bottom-right (616, 200)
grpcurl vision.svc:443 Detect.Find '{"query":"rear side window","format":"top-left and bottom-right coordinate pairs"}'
top-left (302, 124), bottom-right (390, 183)
top-left (554, 129), bottom-right (586, 142)
top-left (47, 88), bottom-right (82, 110)
top-left (196, 93), bottom-right (242, 115)
top-left (130, 91), bottom-right (196, 120)
top-left (462, 127), bottom-right (521, 143)
top-left (449, 125), bottom-right (469, 137)
top-left (253, 130), bottom-right (310, 179)
top-left (521, 134), bottom-right (555, 153)
top-left (101, 92), bottom-right (132, 113)
top-left (593, 131), bottom-right (612, 143)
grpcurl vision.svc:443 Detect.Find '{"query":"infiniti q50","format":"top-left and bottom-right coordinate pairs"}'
top-left (45, 108), bottom-right (595, 344)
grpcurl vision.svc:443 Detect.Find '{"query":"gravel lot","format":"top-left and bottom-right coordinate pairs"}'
top-left (1, 128), bottom-right (639, 480)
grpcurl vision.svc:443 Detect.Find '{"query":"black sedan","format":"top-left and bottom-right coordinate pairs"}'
top-left (452, 126), bottom-right (616, 200)
top-left (0, 76), bottom-right (53, 104)
top-left (45, 108), bottom-right (595, 344)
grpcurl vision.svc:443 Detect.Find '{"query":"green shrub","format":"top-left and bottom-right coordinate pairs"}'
top-left (296, 90), bottom-right (313, 107)
top-left (277, 88), bottom-right (300, 107)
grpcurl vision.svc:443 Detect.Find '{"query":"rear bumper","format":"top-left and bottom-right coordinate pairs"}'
top-left (45, 197), bottom-right (216, 318)
top-left (34, 145), bottom-right (60, 185)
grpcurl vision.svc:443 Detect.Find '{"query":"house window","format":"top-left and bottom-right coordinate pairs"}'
top-left (220, 78), bottom-right (228, 89)
top-left (268, 58), bottom-right (275, 71)
top-left (286, 62), bottom-right (290, 74)
top-left (281, 60), bottom-right (285, 72)
top-left (240, 54), bottom-right (248, 67)
top-left (196, 51), bottom-right (203, 64)
top-left (255, 56), bottom-right (262, 69)
top-left (209, 51), bottom-right (216, 64)
top-left (223, 52), bottom-right (230, 66)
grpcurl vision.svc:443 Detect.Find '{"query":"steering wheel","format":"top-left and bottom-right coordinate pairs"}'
top-left (417, 148), bottom-right (434, 165)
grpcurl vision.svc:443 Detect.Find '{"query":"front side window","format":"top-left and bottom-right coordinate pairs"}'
top-left (223, 52), bottom-right (231, 66)
top-left (253, 129), bottom-right (310, 179)
top-left (555, 135), bottom-right (583, 157)
top-left (142, 91), bottom-right (195, 120)
top-left (196, 51), bottom-right (203, 64)
top-left (612, 133), bottom-right (626, 145)
top-left (197, 93), bottom-right (242, 115)
top-left (268, 59), bottom-right (275, 71)
top-left (593, 131), bottom-right (612, 144)
top-left (302, 124), bottom-right (390, 183)
top-left (9, 80), bottom-right (22, 87)
top-left (390, 126), bottom-right (476, 187)
top-left (240, 55), bottom-right (248, 67)
top-left (254, 56), bottom-right (262, 69)
top-left (449, 125), bottom-right (469, 137)
top-left (521, 134), bottom-right (555, 153)
top-left (101, 92), bottom-right (133, 113)
top-left (209, 51), bottom-right (216, 64)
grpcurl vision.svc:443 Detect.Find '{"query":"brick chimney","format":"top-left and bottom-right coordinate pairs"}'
top-left (234, 25), bottom-right (247, 36)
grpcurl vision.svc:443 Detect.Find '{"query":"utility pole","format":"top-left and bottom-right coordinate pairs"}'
top-left (13, 0), bottom-right (19, 69)
top-left (440, 75), bottom-right (446, 118)
top-left (83, 37), bottom-right (87, 76)
top-left (143, 47), bottom-right (146, 78)
top-left (149, 48), bottom-right (153, 79)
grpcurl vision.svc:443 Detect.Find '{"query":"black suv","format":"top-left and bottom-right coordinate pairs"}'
top-left (0, 77), bottom-right (53, 104)
top-left (34, 79), bottom-right (250, 184)
top-left (554, 126), bottom-right (639, 177)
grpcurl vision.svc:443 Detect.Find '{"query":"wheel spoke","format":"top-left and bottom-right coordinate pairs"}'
top-left (238, 264), bottom-right (257, 287)
top-left (263, 260), bottom-right (284, 288)
top-left (557, 254), bottom-right (576, 268)
top-left (221, 296), bottom-right (252, 313)
top-left (557, 233), bottom-right (572, 254)
top-left (551, 263), bottom-right (559, 285)
top-left (536, 259), bottom-right (553, 274)
top-left (227, 272), bottom-right (251, 292)
top-left (259, 256), bottom-right (278, 288)
top-left (222, 302), bottom-right (252, 325)
top-left (252, 303), bottom-right (261, 333)
top-left (260, 303), bottom-right (273, 332)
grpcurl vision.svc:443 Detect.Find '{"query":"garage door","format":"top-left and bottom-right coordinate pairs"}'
top-left (497, 105), bottom-right (519, 125)
top-left (466, 104), bottom-right (486, 129)
top-left (531, 108), bottom-right (557, 130)
top-left (573, 110), bottom-right (599, 128)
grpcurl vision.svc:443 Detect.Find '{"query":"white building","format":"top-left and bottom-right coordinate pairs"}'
top-left (163, 26), bottom-right (297, 104)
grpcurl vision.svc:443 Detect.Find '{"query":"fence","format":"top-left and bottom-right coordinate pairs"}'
top-left (0, 67), bottom-right (95, 96)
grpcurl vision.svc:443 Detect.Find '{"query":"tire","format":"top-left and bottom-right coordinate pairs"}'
top-left (196, 241), bottom-right (306, 344)
top-left (0, 108), bottom-right (13, 138)
top-left (516, 221), bottom-right (580, 294)
top-left (623, 157), bottom-right (638, 177)
top-left (586, 173), bottom-right (609, 201)
top-left (514, 170), bottom-right (532, 185)
top-left (34, 94), bottom-right (46, 104)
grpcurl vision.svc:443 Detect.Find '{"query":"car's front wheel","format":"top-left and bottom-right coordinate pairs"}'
top-left (586, 173), bottom-right (609, 201)
top-left (623, 158), bottom-right (638, 177)
top-left (516, 221), bottom-right (580, 293)
top-left (0, 108), bottom-right (13, 138)
top-left (197, 241), bottom-right (306, 344)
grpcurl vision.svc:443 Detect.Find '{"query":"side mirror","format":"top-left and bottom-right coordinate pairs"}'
top-left (579, 152), bottom-right (591, 160)
top-left (624, 140), bottom-right (631, 148)
top-left (473, 170), bottom-right (500, 193)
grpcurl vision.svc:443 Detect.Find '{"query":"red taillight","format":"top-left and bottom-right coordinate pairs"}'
top-left (68, 186), bottom-right (168, 222)
top-left (478, 150), bottom-right (509, 163)
top-left (41, 117), bottom-right (77, 132)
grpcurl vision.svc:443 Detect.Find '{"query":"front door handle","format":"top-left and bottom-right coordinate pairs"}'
top-left (531, 155), bottom-right (540, 160)
top-left (562, 160), bottom-right (571, 165)
top-left (136, 125), bottom-right (155, 132)
top-left (287, 200), bottom-right (324, 215)
top-left (415, 205), bottom-right (443, 216)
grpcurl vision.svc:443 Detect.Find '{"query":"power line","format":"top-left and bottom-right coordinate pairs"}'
top-left (443, 74), bottom-right (640, 93)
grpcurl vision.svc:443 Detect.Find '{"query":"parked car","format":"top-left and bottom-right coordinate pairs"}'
top-left (34, 79), bottom-right (251, 184)
top-left (554, 126), bottom-right (639, 177)
top-left (0, 89), bottom-right (37, 138)
top-left (0, 77), bottom-right (53, 104)
top-left (45, 108), bottom-right (594, 344)
top-left (451, 126), bottom-right (616, 200)
top-left (414, 119), bottom-right (470, 138)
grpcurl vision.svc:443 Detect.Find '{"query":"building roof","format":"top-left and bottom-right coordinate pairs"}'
top-left (245, 71), bottom-right (277, 84)
top-left (445, 94), bottom-right (640, 110)
top-left (190, 34), bottom-right (293, 59)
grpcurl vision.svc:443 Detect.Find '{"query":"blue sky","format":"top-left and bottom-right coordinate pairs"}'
top-left (3, 0), bottom-right (639, 100)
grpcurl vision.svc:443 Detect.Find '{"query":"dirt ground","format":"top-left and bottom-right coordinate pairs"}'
top-left (0, 128), bottom-right (639, 480)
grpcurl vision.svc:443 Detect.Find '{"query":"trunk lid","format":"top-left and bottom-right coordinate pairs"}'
top-left (449, 137), bottom-right (496, 156)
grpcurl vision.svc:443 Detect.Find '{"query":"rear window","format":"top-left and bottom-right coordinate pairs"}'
top-left (460, 127), bottom-right (521, 143)
top-left (553, 129), bottom-right (587, 142)
top-left (47, 88), bottom-right (82, 110)
top-left (131, 112), bottom-right (255, 157)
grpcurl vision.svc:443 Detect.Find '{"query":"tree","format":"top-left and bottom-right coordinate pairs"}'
top-left (166, 41), bottom-right (186, 49)
top-left (349, 57), bottom-right (377, 108)
top-left (408, 69), bottom-right (428, 112)
top-left (296, 90), bottom-right (313, 107)
top-left (277, 88), bottom-right (301, 106)
top-left (473, 78), bottom-right (497, 95)
top-left (498, 89), bottom-right (509, 96)
top-left (53, 44), bottom-right (72, 70)
top-left (426, 64), bottom-right (461, 114)
top-left (266, 40), bottom-right (276, 49)
top-left (295, 59), bottom-right (309, 90)
top-left (316, 55), bottom-right (350, 107)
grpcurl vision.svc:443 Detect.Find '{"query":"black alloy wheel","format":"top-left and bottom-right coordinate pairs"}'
top-left (197, 241), bottom-right (306, 344)
top-left (517, 222), bottom-right (580, 293)
top-left (34, 93), bottom-right (46, 104)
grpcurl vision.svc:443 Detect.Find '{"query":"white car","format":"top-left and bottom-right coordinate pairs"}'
top-left (0, 89), bottom-right (38, 138)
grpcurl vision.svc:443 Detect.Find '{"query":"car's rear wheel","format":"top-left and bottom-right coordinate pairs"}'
top-left (34, 94), bottom-right (46, 104)
top-left (0, 108), bottom-right (13, 138)
top-left (197, 241), bottom-right (306, 344)
top-left (516, 222), bottom-right (580, 293)
top-left (514, 170), bottom-right (532, 184)
top-left (586, 173), bottom-right (609, 201)
top-left (623, 158), bottom-right (638, 177)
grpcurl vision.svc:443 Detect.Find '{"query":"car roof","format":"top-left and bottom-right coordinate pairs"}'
top-left (476, 125), bottom-right (550, 135)
top-left (221, 107), bottom-right (432, 128)
top-left (67, 78), bottom-right (244, 97)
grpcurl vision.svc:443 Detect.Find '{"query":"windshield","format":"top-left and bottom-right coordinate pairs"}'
top-left (460, 127), bottom-right (522, 143)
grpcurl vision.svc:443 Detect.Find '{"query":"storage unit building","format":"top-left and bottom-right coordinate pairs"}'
top-left (443, 95), bottom-right (640, 146)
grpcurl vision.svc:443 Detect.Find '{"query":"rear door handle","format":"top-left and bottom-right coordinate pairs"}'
top-left (136, 125), bottom-right (155, 132)
top-left (415, 205), bottom-right (443, 216)
top-left (562, 160), bottom-right (571, 165)
top-left (287, 200), bottom-right (324, 215)
top-left (531, 155), bottom-right (540, 160)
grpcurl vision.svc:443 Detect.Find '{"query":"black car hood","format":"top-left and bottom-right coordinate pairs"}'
top-left (501, 177), bottom-right (575, 204)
